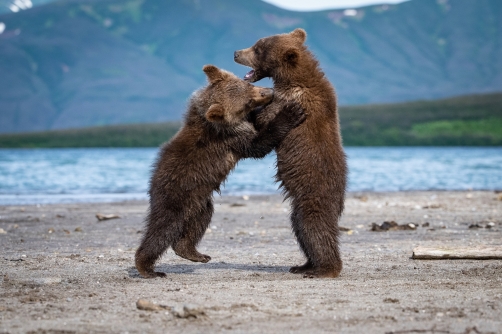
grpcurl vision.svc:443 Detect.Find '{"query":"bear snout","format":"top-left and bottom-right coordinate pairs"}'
top-left (234, 51), bottom-right (240, 60)
top-left (260, 88), bottom-right (273, 98)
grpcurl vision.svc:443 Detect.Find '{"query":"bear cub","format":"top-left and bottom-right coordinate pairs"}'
top-left (235, 29), bottom-right (348, 278)
top-left (135, 65), bottom-right (305, 278)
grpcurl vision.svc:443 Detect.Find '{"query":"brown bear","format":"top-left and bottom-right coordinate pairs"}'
top-left (135, 65), bottom-right (305, 278)
top-left (234, 28), bottom-right (347, 278)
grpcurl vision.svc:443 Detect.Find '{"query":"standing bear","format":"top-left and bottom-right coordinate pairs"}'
top-left (135, 65), bottom-right (305, 278)
top-left (235, 28), bottom-right (347, 278)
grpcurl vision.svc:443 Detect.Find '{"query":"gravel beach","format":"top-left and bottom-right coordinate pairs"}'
top-left (1, 191), bottom-right (501, 333)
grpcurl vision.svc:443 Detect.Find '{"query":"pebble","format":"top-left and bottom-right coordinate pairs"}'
top-left (95, 213), bottom-right (120, 221)
top-left (0, 228), bottom-right (6, 234)
top-left (136, 299), bottom-right (165, 311)
top-left (172, 304), bottom-right (206, 319)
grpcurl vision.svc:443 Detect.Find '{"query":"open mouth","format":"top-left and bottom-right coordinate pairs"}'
top-left (244, 69), bottom-right (255, 81)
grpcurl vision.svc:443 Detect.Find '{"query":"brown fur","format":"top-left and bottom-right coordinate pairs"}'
top-left (235, 28), bottom-right (347, 278)
top-left (135, 65), bottom-right (305, 278)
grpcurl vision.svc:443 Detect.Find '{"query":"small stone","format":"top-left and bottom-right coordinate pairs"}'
top-left (486, 222), bottom-right (495, 229)
top-left (95, 213), bottom-right (120, 221)
top-left (383, 298), bottom-right (399, 303)
top-left (242, 195), bottom-right (250, 200)
top-left (422, 222), bottom-right (430, 227)
top-left (171, 305), bottom-right (185, 318)
top-left (48, 228), bottom-right (54, 234)
top-left (172, 304), bottom-right (206, 319)
top-left (0, 228), bottom-right (6, 234)
top-left (468, 223), bottom-right (482, 229)
top-left (136, 299), bottom-right (165, 312)
top-left (74, 227), bottom-right (83, 232)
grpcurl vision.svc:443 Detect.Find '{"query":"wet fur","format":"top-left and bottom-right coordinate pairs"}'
top-left (235, 29), bottom-right (347, 278)
top-left (135, 66), bottom-right (305, 278)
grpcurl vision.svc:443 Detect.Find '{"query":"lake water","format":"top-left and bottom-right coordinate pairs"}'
top-left (0, 147), bottom-right (501, 205)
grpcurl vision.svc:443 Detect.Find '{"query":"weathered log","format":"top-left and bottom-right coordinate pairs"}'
top-left (412, 246), bottom-right (502, 260)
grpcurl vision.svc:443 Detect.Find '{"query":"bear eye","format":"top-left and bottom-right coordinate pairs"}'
top-left (254, 48), bottom-right (261, 56)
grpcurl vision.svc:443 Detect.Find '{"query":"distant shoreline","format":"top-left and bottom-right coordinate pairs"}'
top-left (1, 92), bottom-right (501, 148)
top-left (1, 190), bottom-right (500, 207)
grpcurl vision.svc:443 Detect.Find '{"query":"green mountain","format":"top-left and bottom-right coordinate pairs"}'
top-left (0, 0), bottom-right (501, 133)
top-left (1, 92), bottom-right (500, 147)
top-left (0, 1), bottom-right (54, 14)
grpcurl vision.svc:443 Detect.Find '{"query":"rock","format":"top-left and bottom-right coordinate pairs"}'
top-left (172, 304), bottom-right (206, 319)
top-left (74, 227), bottom-right (83, 232)
top-left (136, 299), bottom-right (166, 311)
top-left (486, 222), bottom-right (495, 229)
top-left (423, 204), bottom-right (441, 209)
top-left (468, 223), bottom-right (482, 229)
top-left (383, 298), bottom-right (399, 303)
top-left (96, 213), bottom-right (121, 221)
top-left (339, 226), bottom-right (351, 232)
top-left (355, 195), bottom-right (368, 202)
top-left (371, 221), bottom-right (416, 232)
top-left (0, 228), bottom-right (6, 234)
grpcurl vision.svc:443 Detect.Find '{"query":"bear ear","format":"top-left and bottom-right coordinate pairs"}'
top-left (205, 104), bottom-right (226, 123)
top-left (289, 28), bottom-right (307, 44)
top-left (203, 65), bottom-right (224, 84)
top-left (283, 49), bottom-right (299, 66)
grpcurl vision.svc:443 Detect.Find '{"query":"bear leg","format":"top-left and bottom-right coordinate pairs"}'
top-left (290, 202), bottom-right (343, 278)
top-left (135, 208), bottom-right (184, 278)
top-left (289, 261), bottom-right (314, 274)
top-left (172, 237), bottom-right (211, 263)
top-left (172, 198), bottom-right (213, 263)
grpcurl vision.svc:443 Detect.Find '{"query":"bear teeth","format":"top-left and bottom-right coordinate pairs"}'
top-left (244, 70), bottom-right (255, 80)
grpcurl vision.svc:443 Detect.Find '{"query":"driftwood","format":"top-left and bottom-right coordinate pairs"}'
top-left (412, 246), bottom-right (502, 260)
top-left (95, 213), bottom-right (121, 221)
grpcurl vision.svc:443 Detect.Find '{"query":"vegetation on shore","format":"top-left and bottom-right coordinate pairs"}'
top-left (0, 92), bottom-right (501, 148)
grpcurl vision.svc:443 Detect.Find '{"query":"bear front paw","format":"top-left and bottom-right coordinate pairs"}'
top-left (283, 102), bottom-right (306, 128)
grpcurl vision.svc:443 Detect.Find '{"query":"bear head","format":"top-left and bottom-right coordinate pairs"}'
top-left (233, 28), bottom-right (307, 83)
top-left (201, 65), bottom-right (274, 125)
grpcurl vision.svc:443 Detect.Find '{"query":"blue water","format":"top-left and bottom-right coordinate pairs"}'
top-left (0, 147), bottom-right (501, 205)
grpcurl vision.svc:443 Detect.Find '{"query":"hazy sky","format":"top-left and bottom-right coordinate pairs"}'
top-left (262, 0), bottom-right (409, 11)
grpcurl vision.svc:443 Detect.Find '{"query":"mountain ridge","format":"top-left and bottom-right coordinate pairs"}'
top-left (0, 0), bottom-right (501, 133)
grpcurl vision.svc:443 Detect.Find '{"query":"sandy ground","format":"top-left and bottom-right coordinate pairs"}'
top-left (0, 191), bottom-right (501, 334)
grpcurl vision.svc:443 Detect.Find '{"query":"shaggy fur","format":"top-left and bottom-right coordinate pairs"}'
top-left (135, 65), bottom-right (305, 278)
top-left (235, 28), bottom-right (347, 278)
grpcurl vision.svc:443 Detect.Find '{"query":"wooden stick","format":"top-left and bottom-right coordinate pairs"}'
top-left (412, 246), bottom-right (502, 260)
